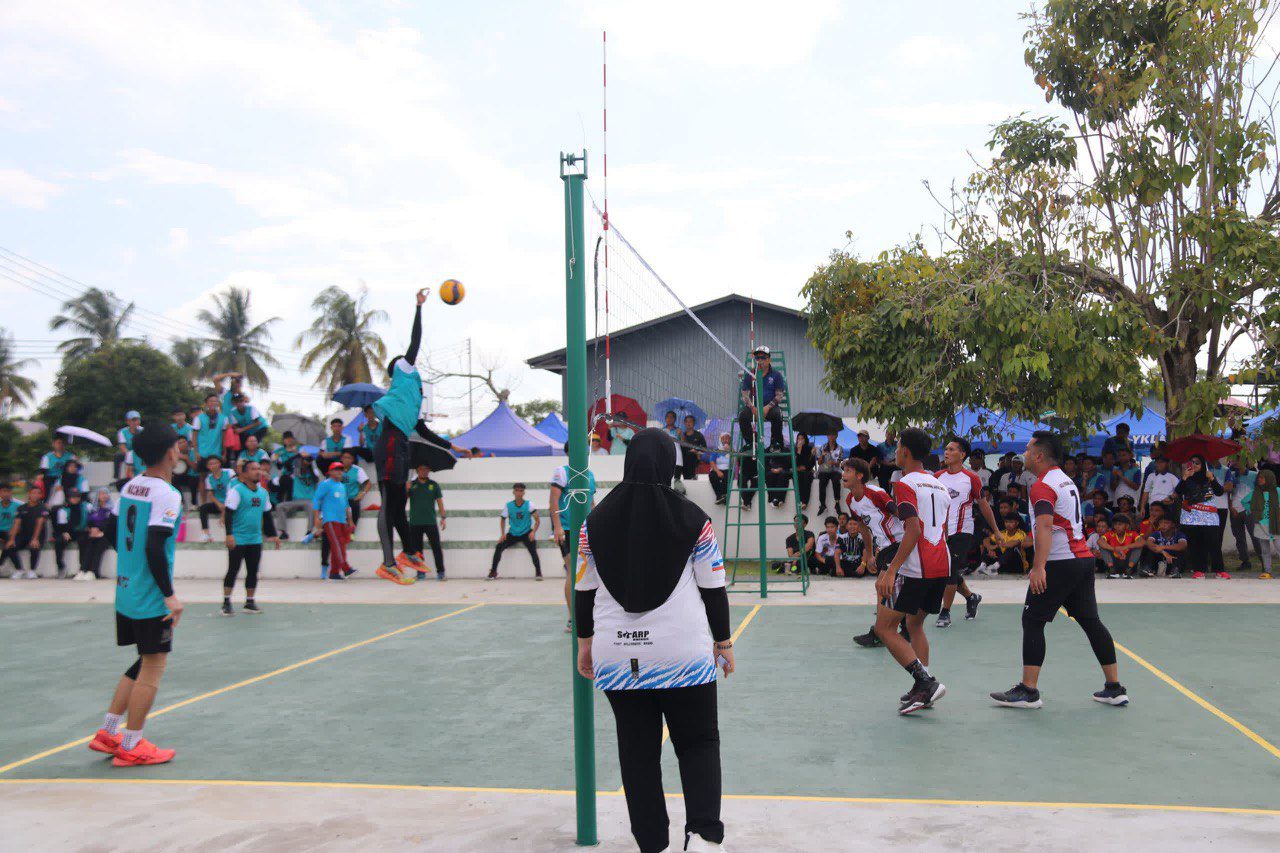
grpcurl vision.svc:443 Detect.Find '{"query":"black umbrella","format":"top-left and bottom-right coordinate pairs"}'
top-left (791, 411), bottom-right (844, 437)
top-left (409, 435), bottom-right (458, 471)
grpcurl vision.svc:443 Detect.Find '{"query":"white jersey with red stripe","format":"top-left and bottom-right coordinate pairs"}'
top-left (1029, 466), bottom-right (1092, 560)
top-left (844, 484), bottom-right (902, 550)
top-left (935, 467), bottom-right (982, 536)
top-left (893, 471), bottom-right (952, 580)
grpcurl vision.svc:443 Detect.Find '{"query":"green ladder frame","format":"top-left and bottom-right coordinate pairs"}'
top-left (725, 350), bottom-right (810, 597)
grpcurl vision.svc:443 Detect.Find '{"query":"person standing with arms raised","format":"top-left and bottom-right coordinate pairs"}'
top-left (575, 429), bottom-right (734, 853)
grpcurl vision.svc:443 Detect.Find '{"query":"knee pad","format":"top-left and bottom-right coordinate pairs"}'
top-left (135, 655), bottom-right (168, 689)
top-left (124, 658), bottom-right (142, 680)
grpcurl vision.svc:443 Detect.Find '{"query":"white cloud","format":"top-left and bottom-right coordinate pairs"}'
top-left (167, 227), bottom-right (190, 253)
top-left (579, 0), bottom-right (840, 70)
top-left (0, 167), bottom-right (62, 208)
top-left (893, 34), bottom-right (972, 70)
top-left (866, 101), bottom-right (1027, 129)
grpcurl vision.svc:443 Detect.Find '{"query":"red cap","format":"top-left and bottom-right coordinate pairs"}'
top-left (328, 462), bottom-right (345, 471)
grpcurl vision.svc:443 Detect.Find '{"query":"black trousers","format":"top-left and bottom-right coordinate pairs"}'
top-left (605, 681), bottom-right (723, 853)
top-left (1214, 509), bottom-right (1228, 573)
top-left (737, 405), bottom-right (782, 447)
top-left (708, 469), bottom-right (729, 500)
top-left (81, 535), bottom-right (110, 577)
top-left (225, 543), bottom-right (262, 590)
top-left (174, 472), bottom-right (200, 506)
top-left (491, 533), bottom-right (540, 574)
top-left (0, 542), bottom-right (20, 574)
top-left (52, 528), bottom-right (76, 572)
top-left (198, 502), bottom-right (222, 531)
top-left (1184, 523), bottom-right (1221, 574)
top-left (817, 471), bottom-right (840, 508)
top-left (408, 523), bottom-right (445, 574)
top-left (796, 471), bottom-right (813, 507)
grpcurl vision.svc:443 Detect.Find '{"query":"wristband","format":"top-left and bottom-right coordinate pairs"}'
top-left (714, 641), bottom-right (733, 650)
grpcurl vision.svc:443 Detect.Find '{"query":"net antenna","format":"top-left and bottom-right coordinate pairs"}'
top-left (602, 29), bottom-right (612, 417)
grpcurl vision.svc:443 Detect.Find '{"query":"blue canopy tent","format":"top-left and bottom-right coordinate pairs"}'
top-left (1082, 409), bottom-right (1166, 456)
top-left (836, 426), bottom-right (859, 451)
top-left (942, 408), bottom-right (1051, 455)
top-left (535, 411), bottom-right (569, 444)
top-left (342, 411), bottom-right (366, 447)
top-left (1245, 406), bottom-right (1279, 436)
top-left (450, 402), bottom-right (563, 457)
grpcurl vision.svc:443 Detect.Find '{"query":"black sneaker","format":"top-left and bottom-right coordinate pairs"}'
top-left (899, 679), bottom-right (945, 715)
top-left (991, 683), bottom-right (1043, 709)
top-left (852, 630), bottom-right (882, 648)
top-left (1167, 570), bottom-right (1182, 578)
top-left (817, 504), bottom-right (827, 516)
top-left (243, 601), bottom-right (262, 614)
top-left (220, 601), bottom-right (234, 617)
top-left (965, 592), bottom-right (982, 620)
top-left (487, 570), bottom-right (497, 579)
top-left (771, 562), bottom-right (785, 574)
top-left (935, 610), bottom-right (952, 628)
top-left (1092, 683), bottom-right (1130, 706)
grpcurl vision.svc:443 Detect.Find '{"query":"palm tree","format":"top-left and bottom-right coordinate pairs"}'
top-left (196, 287), bottom-right (280, 388)
top-left (0, 330), bottom-right (37, 412)
top-left (48, 287), bottom-right (137, 360)
top-left (296, 285), bottom-right (389, 393)
top-left (170, 337), bottom-right (207, 383)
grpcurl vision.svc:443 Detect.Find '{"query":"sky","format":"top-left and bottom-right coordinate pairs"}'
top-left (0, 0), bottom-right (1054, 431)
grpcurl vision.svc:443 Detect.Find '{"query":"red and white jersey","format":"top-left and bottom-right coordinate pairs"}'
top-left (893, 471), bottom-right (952, 580)
top-left (1029, 466), bottom-right (1092, 560)
top-left (935, 467), bottom-right (983, 536)
top-left (844, 484), bottom-right (902, 550)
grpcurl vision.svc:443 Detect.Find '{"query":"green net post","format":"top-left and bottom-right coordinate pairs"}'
top-left (754, 366), bottom-right (769, 598)
top-left (560, 150), bottom-right (597, 847)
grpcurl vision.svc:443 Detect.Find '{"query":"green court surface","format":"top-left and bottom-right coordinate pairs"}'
top-left (1, 601), bottom-right (1278, 814)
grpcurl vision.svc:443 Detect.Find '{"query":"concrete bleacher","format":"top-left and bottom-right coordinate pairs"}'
top-left (64, 454), bottom-right (805, 581)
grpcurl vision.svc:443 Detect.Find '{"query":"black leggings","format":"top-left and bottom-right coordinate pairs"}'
top-left (0, 543), bottom-right (20, 573)
top-left (491, 532), bottom-right (541, 574)
top-left (199, 502), bottom-right (221, 531)
top-left (408, 523), bottom-right (445, 574)
top-left (605, 681), bottom-right (723, 853)
top-left (225, 543), bottom-right (262, 591)
top-left (1183, 523), bottom-right (1221, 574)
top-left (377, 481), bottom-right (409, 566)
top-left (817, 472), bottom-right (841, 508)
top-left (1022, 608), bottom-right (1116, 668)
top-left (81, 535), bottom-right (110, 578)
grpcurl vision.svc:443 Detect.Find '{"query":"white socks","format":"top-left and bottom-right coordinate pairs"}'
top-left (103, 713), bottom-right (123, 735)
top-left (121, 729), bottom-right (143, 751)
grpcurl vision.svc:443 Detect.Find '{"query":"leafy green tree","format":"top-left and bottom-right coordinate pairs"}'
top-left (0, 330), bottom-right (37, 412)
top-left (805, 0), bottom-right (1280, 440)
top-left (48, 287), bottom-right (138, 361)
top-left (512, 399), bottom-right (561, 422)
top-left (295, 285), bottom-right (388, 393)
top-left (39, 342), bottom-right (196, 442)
top-left (197, 287), bottom-right (280, 388)
top-left (170, 337), bottom-right (207, 383)
top-left (0, 423), bottom-right (50, 479)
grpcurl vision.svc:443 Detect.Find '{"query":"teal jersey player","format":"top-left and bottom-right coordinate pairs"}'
top-left (502, 500), bottom-right (536, 537)
top-left (225, 481), bottom-right (273, 545)
top-left (115, 475), bottom-right (183, 620)
top-left (0, 498), bottom-right (16, 533)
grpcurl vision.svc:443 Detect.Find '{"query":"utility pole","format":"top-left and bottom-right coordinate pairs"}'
top-left (466, 337), bottom-right (474, 429)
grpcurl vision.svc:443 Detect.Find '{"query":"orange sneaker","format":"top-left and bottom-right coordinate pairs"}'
top-left (376, 564), bottom-right (415, 585)
top-left (88, 728), bottom-right (122, 755)
top-left (111, 738), bottom-right (175, 767)
top-left (395, 551), bottom-right (417, 572)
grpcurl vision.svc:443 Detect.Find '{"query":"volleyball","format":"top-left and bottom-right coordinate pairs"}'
top-left (440, 279), bottom-right (465, 305)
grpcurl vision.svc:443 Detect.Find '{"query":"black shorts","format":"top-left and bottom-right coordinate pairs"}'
top-left (1024, 557), bottom-right (1099, 623)
top-left (946, 533), bottom-right (974, 583)
top-left (116, 611), bottom-right (173, 655)
top-left (883, 574), bottom-right (948, 616)
top-left (558, 536), bottom-right (571, 558)
top-left (875, 542), bottom-right (899, 572)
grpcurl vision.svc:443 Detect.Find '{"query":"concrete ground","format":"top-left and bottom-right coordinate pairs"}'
top-left (2, 577), bottom-right (1278, 852)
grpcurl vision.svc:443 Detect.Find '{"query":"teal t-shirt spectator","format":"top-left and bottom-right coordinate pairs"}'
top-left (361, 419), bottom-right (383, 450)
top-left (342, 464), bottom-right (369, 500)
top-left (117, 425), bottom-right (140, 451)
top-left (115, 477), bottom-right (182, 620)
top-left (1244, 487), bottom-right (1274, 529)
top-left (1086, 470), bottom-right (1109, 495)
top-left (502, 499), bottom-right (536, 537)
top-left (238, 447), bottom-right (269, 466)
top-left (228, 401), bottom-right (266, 434)
top-left (195, 409), bottom-right (228, 459)
top-left (551, 464), bottom-right (597, 527)
top-left (609, 426), bottom-right (635, 456)
top-left (291, 468), bottom-right (319, 502)
top-left (172, 422), bottom-right (193, 443)
top-left (313, 479), bottom-right (349, 525)
top-left (0, 498), bottom-right (16, 533)
top-left (323, 434), bottom-right (352, 456)
top-left (205, 470), bottom-right (236, 503)
top-left (40, 450), bottom-right (76, 479)
top-left (274, 447), bottom-right (299, 476)
top-left (225, 481), bottom-right (273, 545)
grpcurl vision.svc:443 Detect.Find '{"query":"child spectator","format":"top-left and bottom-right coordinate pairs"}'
top-left (1243, 469), bottom-right (1278, 578)
top-left (978, 514), bottom-right (1030, 575)
top-left (776, 514), bottom-right (814, 575)
top-left (707, 433), bottom-right (732, 505)
top-left (313, 461), bottom-right (356, 579)
top-left (1084, 489), bottom-right (1112, 529)
top-left (1144, 515), bottom-right (1188, 578)
top-left (1100, 514), bottom-right (1143, 579)
top-left (407, 463), bottom-right (447, 581)
top-left (1087, 518), bottom-right (1110, 573)
top-left (198, 455), bottom-right (236, 542)
top-left (812, 516), bottom-right (840, 576)
top-left (590, 434), bottom-right (609, 457)
top-left (1140, 456), bottom-right (1180, 517)
top-left (320, 418), bottom-right (354, 464)
top-left (339, 450), bottom-right (371, 524)
top-left (837, 516), bottom-right (873, 578)
top-left (1138, 503), bottom-right (1166, 539)
top-left (52, 488), bottom-right (88, 578)
top-left (1115, 495), bottom-right (1137, 521)
top-left (491, 483), bottom-right (540, 579)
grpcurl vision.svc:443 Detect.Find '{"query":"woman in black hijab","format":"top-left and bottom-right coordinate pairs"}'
top-left (1174, 454), bottom-right (1227, 578)
top-left (575, 428), bottom-right (735, 853)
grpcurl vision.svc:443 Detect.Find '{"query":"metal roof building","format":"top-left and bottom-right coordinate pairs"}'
top-left (526, 294), bottom-right (858, 420)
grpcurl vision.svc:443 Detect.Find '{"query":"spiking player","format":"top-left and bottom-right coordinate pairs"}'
top-left (87, 423), bottom-right (184, 766)
top-left (934, 436), bottom-right (997, 627)
top-left (872, 428), bottom-right (952, 715)
top-left (990, 431), bottom-right (1129, 709)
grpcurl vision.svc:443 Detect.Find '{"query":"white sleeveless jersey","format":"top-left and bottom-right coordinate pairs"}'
top-left (845, 484), bottom-right (902, 549)
top-left (894, 471), bottom-right (952, 580)
top-left (1029, 466), bottom-right (1092, 561)
top-left (935, 468), bottom-right (983, 536)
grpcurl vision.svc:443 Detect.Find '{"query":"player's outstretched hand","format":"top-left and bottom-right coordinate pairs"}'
top-left (1028, 565), bottom-right (1048, 595)
top-left (163, 596), bottom-right (184, 627)
top-left (416, 288), bottom-right (429, 305)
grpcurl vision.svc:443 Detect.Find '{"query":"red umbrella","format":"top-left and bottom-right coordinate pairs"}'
top-left (588, 394), bottom-right (647, 450)
top-left (1163, 434), bottom-right (1241, 465)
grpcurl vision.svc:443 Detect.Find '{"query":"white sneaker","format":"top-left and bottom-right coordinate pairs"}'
top-left (685, 833), bottom-right (725, 852)
top-left (24, 570), bottom-right (37, 579)
top-left (73, 571), bottom-right (89, 582)
top-left (199, 532), bottom-right (213, 543)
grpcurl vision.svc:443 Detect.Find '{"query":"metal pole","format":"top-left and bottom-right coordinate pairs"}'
top-left (561, 150), bottom-right (597, 847)
top-left (755, 365), bottom-right (769, 598)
